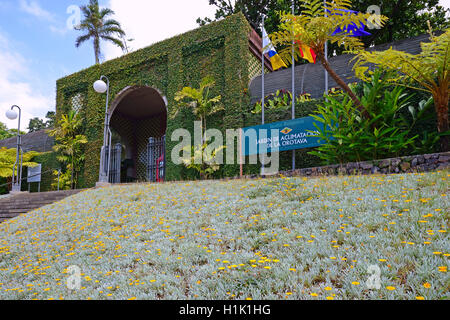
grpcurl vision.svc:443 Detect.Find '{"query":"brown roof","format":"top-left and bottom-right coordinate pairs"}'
top-left (0, 129), bottom-right (54, 153)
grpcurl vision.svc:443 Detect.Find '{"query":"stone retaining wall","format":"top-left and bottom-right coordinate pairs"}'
top-left (274, 152), bottom-right (450, 178)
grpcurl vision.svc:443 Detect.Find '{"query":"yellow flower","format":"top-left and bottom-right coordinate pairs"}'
top-left (423, 282), bottom-right (431, 288)
top-left (386, 286), bottom-right (396, 291)
top-left (326, 296), bottom-right (334, 300)
top-left (352, 282), bottom-right (360, 285)
top-left (416, 296), bottom-right (425, 300)
top-left (310, 293), bottom-right (318, 297)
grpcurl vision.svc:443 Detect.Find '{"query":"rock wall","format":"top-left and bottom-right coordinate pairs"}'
top-left (276, 152), bottom-right (450, 178)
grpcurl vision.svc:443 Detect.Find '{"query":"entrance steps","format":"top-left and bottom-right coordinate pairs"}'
top-left (0, 190), bottom-right (82, 223)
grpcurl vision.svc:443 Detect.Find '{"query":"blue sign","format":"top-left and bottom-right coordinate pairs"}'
top-left (241, 116), bottom-right (323, 156)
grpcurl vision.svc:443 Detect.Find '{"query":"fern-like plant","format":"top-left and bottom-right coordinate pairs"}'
top-left (270, 0), bottom-right (388, 115)
top-left (353, 27), bottom-right (450, 151)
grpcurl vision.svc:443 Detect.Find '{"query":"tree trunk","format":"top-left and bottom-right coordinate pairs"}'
top-left (71, 157), bottom-right (75, 190)
top-left (434, 90), bottom-right (449, 152)
top-left (94, 37), bottom-right (100, 64)
top-left (317, 52), bottom-right (367, 117)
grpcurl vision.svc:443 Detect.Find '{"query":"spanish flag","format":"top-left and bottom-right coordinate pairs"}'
top-left (262, 27), bottom-right (287, 71)
top-left (298, 42), bottom-right (317, 64)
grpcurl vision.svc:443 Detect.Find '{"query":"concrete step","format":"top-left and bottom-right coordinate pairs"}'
top-left (0, 189), bottom-right (85, 223)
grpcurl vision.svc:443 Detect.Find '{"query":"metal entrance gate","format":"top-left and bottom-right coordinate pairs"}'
top-left (147, 136), bottom-right (166, 183)
top-left (104, 143), bottom-right (122, 184)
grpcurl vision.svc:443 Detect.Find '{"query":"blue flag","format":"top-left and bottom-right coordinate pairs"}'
top-left (329, 9), bottom-right (371, 37)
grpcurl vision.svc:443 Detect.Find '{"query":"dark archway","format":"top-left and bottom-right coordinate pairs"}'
top-left (108, 86), bottom-right (167, 183)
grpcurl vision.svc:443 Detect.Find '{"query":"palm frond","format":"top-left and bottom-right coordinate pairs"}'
top-left (100, 35), bottom-right (125, 49)
top-left (75, 34), bottom-right (92, 48)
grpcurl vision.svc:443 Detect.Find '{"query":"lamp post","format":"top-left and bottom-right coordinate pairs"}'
top-left (93, 76), bottom-right (112, 185)
top-left (5, 105), bottom-right (23, 193)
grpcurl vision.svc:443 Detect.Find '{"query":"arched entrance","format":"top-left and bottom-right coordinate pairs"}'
top-left (107, 86), bottom-right (167, 183)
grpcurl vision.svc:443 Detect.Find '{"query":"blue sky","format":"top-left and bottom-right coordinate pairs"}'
top-left (0, 0), bottom-right (449, 131)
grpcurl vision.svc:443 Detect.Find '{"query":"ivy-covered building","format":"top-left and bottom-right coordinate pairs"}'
top-left (56, 13), bottom-right (271, 188)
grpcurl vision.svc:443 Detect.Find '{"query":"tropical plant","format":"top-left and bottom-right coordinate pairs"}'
top-left (269, 0), bottom-right (388, 114)
top-left (51, 169), bottom-right (72, 191)
top-left (0, 122), bottom-right (15, 140)
top-left (251, 90), bottom-right (313, 114)
top-left (48, 110), bottom-right (87, 189)
top-left (75, 0), bottom-right (126, 64)
top-left (181, 143), bottom-right (226, 179)
top-left (173, 76), bottom-right (224, 142)
top-left (309, 70), bottom-right (418, 164)
top-left (353, 27), bottom-right (450, 151)
top-left (0, 147), bottom-right (39, 178)
top-left (173, 76), bottom-right (225, 178)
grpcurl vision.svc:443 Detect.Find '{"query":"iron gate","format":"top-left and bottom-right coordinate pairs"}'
top-left (104, 143), bottom-right (122, 184)
top-left (147, 136), bottom-right (166, 183)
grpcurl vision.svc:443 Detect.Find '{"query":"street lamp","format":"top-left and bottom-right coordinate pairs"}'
top-left (5, 105), bottom-right (23, 193)
top-left (93, 76), bottom-right (112, 185)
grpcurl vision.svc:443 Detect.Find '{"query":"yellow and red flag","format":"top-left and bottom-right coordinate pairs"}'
top-left (297, 42), bottom-right (317, 64)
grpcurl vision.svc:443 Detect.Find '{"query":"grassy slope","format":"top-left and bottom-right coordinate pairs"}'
top-left (0, 171), bottom-right (448, 300)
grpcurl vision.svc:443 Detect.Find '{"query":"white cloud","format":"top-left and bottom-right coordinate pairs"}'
top-left (0, 31), bottom-right (53, 131)
top-left (19, 0), bottom-right (54, 22)
top-left (103, 0), bottom-right (218, 60)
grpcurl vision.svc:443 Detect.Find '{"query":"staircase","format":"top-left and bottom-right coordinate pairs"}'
top-left (0, 190), bottom-right (83, 223)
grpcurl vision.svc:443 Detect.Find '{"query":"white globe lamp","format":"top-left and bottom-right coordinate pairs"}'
top-left (93, 80), bottom-right (108, 94)
top-left (6, 109), bottom-right (18, 120)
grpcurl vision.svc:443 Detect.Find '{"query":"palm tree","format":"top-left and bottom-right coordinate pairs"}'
top-left (75, 0), bottom-right (126, 64)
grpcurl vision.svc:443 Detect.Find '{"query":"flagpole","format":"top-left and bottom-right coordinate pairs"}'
top-left (261, 15), bottom-right (265, 175)
top-left (324, 0), bottom-right (329, 97)
top-left (262, 15), bottom-right (265, 126)
top-left (291, 0), bottom-right (296, 171)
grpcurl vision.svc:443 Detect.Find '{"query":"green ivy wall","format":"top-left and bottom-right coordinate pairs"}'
top-left (56, 13), bottom-right (253, 187)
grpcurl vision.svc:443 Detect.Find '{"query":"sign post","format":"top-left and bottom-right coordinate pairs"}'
top-left (27, 164), bottom-right (42, 193)
top-left (241, 116), bottom-right (323, 157)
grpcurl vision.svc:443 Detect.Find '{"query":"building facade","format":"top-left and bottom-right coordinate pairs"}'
top-left (55, 13), bottom-right (267, 187)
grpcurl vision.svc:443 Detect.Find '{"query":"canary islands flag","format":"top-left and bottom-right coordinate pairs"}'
top-left (298, 42), bottom-right (317, 64)
top-left (262, 27), bottom-right (287, 71)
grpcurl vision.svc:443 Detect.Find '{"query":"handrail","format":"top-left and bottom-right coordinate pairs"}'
top-left (0, 168), bottom-right (60, 190)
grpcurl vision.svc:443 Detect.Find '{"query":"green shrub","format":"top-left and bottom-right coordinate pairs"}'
top-left (309, 70), bottom-right (419, 165)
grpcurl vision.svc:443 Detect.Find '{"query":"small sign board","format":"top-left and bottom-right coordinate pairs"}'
top-left (241, 116), bottom-right (324, 156)
top-left (27, 164), bottom-right (42, 183)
